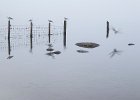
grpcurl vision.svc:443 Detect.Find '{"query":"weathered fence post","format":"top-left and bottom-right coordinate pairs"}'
top-left (7, 17), bottom-right (13, 55)
top-left (29, 19), bottom-right (33, 52)
top-left (48, 20), bottom-right (53, 43)
top-left (106, 21), bottom-right (109, 38)
top-left (8, 19), bottom-right (10, 40)
top-left (63, 18), bottom-right (67, 47)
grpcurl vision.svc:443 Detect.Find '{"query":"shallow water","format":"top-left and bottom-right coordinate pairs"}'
top-left (0, 0), bottom-right (140, 100)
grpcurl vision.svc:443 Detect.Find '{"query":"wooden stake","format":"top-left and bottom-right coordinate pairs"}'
top-left (106, 21), bottom-right (109, 38)
top-left (8, 20), bottom-right (11, 55)
top-left (48, 22), bottom-right (51, 43)
top-left (30, 21), bottom-right (33, 52)
top-left (63, 19), bottom-right (67, 47)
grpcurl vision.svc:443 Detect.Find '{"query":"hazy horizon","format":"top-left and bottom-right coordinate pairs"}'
top-left (0, 1), bottom-right (140, 100)
top-left (0, 0), bottom-right (140, 24)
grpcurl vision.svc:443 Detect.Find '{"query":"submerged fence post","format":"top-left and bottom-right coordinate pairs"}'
top-left (63, 18), bottom-right (67, 47)
top-left (29, 19), bottom-right (33, 52)
top-left (106, 21), bottom-right (109, 38)
top-left (48, 20), bottom-right (53, 43)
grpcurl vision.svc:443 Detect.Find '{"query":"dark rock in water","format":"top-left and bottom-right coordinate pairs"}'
top-left (46, 51), bottom-right (61, 56)
top-left (7, 56), bottom-right (14, 59)
top-left (53, 51), bottom-right (61, 54)
top-left (77, 50), bottom-right (89, 53)
top-left (76, 42), bottom-right (99, 48)
top-left (46, 48), bottom-right (54, 51)
top-left (46, 52), bottom-right (54, 56)
top-left (128, 43), bottom-right (135, 46)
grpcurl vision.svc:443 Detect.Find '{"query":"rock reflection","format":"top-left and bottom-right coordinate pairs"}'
top-left (128, 43), bottom-right (135, 46)
top-left (46, 51), bottom-right (61, 58)
top-left (53, 51), bottom-right (61, 54)
top-left (46, 52), bottom-right (55, 58)
top-left (7, 55), bottom-right (14, 59)
top-left (46, 44), bottom-right (55, 58)
top-left (46, 48), bottom-right (54, 51)
top-left (45, 43), bottom-right (61, 59)
top-left (77, 50), bottom-right (89, 53)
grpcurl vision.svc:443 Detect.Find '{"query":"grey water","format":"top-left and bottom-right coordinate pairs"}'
top-left (0, 0), bottom-right (140, 100)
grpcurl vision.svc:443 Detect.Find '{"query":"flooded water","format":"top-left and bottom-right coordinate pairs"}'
top-left (0, 0), bottom-right (140, 100)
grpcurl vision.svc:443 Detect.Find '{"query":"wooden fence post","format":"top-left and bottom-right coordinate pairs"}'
top-left (106, 21), bottom-right (109, 38)
top-left (63, 18), bottom-right (67, 47)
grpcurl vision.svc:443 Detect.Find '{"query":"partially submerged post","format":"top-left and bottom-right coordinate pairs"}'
top-left (106, 21), bottom-right (109, 38)
top-left (8, 33), bottom-right (11, 56)
top-left (7, 37), bottom-right (14, 59)
top-left (63, 17), bottom-right (67, 48)
top-left (29, 19), bottom-right (33, 52)
top-left (7, 17), bottom-right (13, 56)
top-left (7, 17), bottom-right (14, 59)
top-left (8, 17), bottom-right (13, 41)
top-left (48, 20), bottom-right (53, 43)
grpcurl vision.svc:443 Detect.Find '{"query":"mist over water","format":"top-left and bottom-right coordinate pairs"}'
top-left (0, 0), bottom-right (140, 100)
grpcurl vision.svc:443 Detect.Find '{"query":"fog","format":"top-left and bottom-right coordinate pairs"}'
top-left (0, 1), bottom-right (140, 100)
top-left (0, 0), bottom-right (140, 24)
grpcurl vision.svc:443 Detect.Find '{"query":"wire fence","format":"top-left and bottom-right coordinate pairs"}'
top-left (0, 24), bottom-right (64, 51)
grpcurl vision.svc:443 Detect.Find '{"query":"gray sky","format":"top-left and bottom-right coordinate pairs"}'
top-left (0, 0), bottom-right (140, 24)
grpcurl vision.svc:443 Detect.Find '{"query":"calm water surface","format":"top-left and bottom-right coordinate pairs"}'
top-left (0, 0), bottom-right (140, 100)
